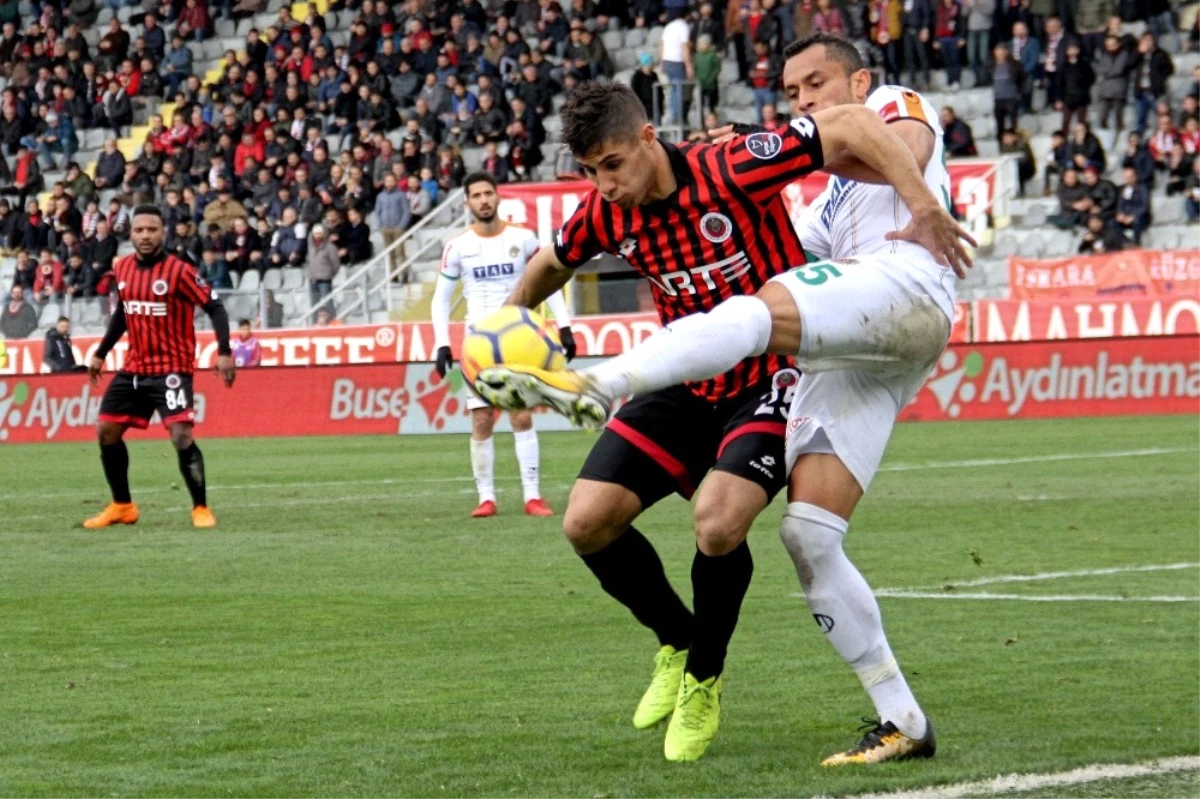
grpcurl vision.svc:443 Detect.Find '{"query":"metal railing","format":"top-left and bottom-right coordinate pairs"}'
top-left (297, 187), bottom-right (467, 326)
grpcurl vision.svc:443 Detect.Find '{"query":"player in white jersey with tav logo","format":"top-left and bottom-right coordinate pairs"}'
top-left (476, 34), bottom-right (977, 764)
top-left (433, 171), bottom-right (576, 519)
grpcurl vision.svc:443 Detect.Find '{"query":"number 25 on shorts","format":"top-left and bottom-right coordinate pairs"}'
top-left (792, 262), bottom-right (844, 286)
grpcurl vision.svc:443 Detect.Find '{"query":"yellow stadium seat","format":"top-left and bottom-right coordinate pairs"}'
top-left (290, 2), bottom-right (309, 21)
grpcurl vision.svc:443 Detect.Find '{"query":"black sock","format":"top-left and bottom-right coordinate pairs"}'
top-left (177, 442), bottom-right (207, 508)
top-left (100, 441), bottom-right (131, 503)
top-left (580, 527), bottom-right (694, 651)
top-left (687, 541), bottom-right (754, 682)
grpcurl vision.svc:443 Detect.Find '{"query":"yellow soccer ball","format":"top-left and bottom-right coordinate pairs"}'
top-left (460, 305), bottom-right (567, 385)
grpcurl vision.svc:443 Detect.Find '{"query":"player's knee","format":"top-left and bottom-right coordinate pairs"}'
top-left (168, 424), bottom-right (194, 450)
top-left (780, 502), bottom-right (846, 591)
top-left (509, 409), bottom-right (533, 432)
top-left (97, 422), bottom-right (123, 446)
top-left (562, 489), bottom-right (631, 555)
top-left (470, 409), bottom-right (494, 439)
top-left (693, 503), bottom-right (751, 556)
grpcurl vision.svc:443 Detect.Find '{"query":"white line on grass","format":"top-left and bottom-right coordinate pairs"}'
top-left (790, 563), bottom-right (1200, 602)
top-left (929, 562), bottom-right (1200, 588)
top-left (875, 447), bottom-right (1194, 472)
top-left (872, 589), bottom-right (1199, 603)
top-left (25, 446), bottom-right (1199, 501)
top-left (832, 755), bottom-right (1200, 799)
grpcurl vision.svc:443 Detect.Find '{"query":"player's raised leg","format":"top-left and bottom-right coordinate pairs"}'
top-left (83, 418), bottom-right (140, 529)
top-left (510, 409), bottom-right (552, 517)
top-left (780, 452), bottom-right (934, 765)
top-left (477, 289), bottom-right (793, 421)
top-left (469, 405), bottom-right (498, 517)
top-left (169, 420), bottom-right (215, 528)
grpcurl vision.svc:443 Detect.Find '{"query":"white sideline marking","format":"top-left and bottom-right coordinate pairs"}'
top-left (872, 590), bottom-right (1199, 603)
top-left (876, 447), bottom-right (1194, 473)
top-left (790, 563), bottom-right (1200, 603)
top-left (930, 562), bottom-right (1200, 588)
top-left (833, 755), bottom-right (1200, 799)
top-left (25, 446), bottom-right (1198, 501)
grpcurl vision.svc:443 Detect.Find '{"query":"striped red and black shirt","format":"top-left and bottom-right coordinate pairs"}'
top-left (112, 252), bottom-right (217, 375)
top-left (554, 117), bottom-right (822, 401)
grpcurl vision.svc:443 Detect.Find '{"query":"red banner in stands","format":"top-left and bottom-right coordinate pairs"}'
top-left (2, 337), bottom-right (1194, 443)
top-left (1008, 250), bottom-right (1200, 300)
top-left (974, 297), bottom-right (1200, 341)
top-left (900, 335), bottom-right (1199, 421)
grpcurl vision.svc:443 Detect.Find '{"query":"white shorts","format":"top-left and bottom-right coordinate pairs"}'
top-left (466, 393), bottom-right (491, 412)
top-left (769, 254), bottom-right (955, 491)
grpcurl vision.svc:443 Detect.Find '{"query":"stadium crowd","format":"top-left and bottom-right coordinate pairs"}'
top-left (0, 0), bottom-right (1196, 339)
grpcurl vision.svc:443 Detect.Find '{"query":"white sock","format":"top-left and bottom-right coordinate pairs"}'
top-left (513, 428), bottom-right (540, 502)
top-left (584, 295), bottom-right (773, 398)
top-left (470, 436), bottom-right (495, 504)
top-left (780, 502), bottom-right (927, 739)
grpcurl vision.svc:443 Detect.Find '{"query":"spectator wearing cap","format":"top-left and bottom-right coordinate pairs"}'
top-left (305, 223), bottom-right (340, 307)
top-left (631, 52), bottom-right (661, 122)
top-left (24, 111), bottom-right (77, 170)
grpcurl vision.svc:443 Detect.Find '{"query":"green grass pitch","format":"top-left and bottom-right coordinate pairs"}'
top-left (1, 415), bottom-right (1197, 797)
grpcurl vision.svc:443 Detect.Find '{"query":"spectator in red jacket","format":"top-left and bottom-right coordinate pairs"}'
top-left (234, 131), bottom-right (265, 178)
top-left (32, 250), bottom-right (65, 304)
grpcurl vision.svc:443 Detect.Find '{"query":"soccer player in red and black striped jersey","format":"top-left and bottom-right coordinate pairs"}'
top-left (484, 81), bottom-right (966, 761)
top-left (83, 206), bottom-right (236, 530)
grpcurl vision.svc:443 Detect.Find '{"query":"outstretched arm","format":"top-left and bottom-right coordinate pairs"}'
top-left (808, 104), bottom-right (973, 275)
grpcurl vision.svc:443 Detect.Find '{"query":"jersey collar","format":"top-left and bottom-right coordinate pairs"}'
top-left (135, 250), bottom-right (166, 269)
top-left (641, 138), bottom-right (693, 215)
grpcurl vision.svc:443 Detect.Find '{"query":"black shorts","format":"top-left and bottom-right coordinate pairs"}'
top-left (578, 368), bottom-right (800, 508)
top-left (98, 372), bottom-right (197, 429)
